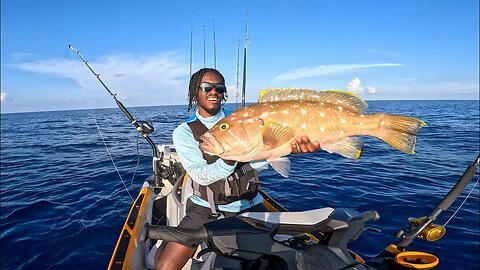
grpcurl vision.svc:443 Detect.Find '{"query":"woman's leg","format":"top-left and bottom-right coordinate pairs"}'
top-left (155, 200), bottom-right (211, 270)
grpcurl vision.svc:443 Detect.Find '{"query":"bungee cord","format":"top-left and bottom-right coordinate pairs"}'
top-left (69, 48), bottom-right (134, 202)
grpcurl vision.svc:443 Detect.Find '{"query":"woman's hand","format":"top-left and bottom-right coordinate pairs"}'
top-left (291, 136), bottom-right (321, 154)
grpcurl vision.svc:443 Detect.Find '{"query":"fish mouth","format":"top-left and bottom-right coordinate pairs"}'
top-left (199, 133), bottom-right (225, 155)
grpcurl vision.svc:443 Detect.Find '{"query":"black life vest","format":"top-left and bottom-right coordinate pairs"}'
top-left (187, 119), bottom-right (260, 205)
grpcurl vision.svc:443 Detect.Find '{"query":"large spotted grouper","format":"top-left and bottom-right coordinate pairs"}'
top-left (199, 88), bottom-right (426, 177)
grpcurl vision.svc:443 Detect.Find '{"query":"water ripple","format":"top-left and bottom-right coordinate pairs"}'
top-left (1, 101), bottom-right (479, 269)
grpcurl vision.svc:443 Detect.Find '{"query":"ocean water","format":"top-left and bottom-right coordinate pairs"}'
top-left (1, 100), bottom-right (479, 270)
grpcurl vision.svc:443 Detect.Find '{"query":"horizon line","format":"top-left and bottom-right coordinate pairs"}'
top-left (1, 99), bottom-right (478, 114)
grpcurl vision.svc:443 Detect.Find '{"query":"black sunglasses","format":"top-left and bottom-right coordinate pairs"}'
top-left (197, 82), bottom-right (227, 94)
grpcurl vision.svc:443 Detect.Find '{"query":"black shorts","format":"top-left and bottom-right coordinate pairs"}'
top-left (178, 199), bottom-right (269, 230)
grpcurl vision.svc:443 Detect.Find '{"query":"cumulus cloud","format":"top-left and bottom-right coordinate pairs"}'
top-left (12, 52), bottom-right (190, 104)
top-left (0, 92), bottom-right (12, 103)
top-left (346, 77), bottom-right (377, 94)
top-left (275, 63), bottom-right (401, 81)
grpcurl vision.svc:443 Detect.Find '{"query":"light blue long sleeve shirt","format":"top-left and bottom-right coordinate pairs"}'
top-left (172, 109), bottom-right (269, 212)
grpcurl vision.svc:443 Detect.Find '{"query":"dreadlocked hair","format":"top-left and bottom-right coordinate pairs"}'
top-left (188, 68), bottom-right (227, 112)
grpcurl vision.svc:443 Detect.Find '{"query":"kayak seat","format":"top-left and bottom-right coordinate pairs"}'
top-left (239, 207), bottom-right (335, 226)
top-left (239, 207), bottom-right (349, 235)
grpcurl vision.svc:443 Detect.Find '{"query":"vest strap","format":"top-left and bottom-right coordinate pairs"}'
top-left (206, 186), bottom-right (223, 219)
top-left (186, 118), bottom-right (260, 211)
top-left (192, 180), bottom-right (201, 197)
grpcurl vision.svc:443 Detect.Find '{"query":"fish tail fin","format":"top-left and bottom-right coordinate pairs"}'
top-left (376, 114), bottom-right (427, 154)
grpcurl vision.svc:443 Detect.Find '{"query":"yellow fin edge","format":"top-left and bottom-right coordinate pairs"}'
top-left (258, 88), bottom-right (356, 99)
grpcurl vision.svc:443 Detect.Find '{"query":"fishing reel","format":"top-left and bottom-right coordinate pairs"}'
top-left (395, 216), bottom-right (446, 242)
top-left (408, 217), bottom-right (446, 241)
top-left (136, 121), bottom-right (155, 135)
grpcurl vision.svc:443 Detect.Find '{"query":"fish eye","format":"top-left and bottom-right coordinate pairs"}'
top-left (219, 123), bottom-right (229, 131)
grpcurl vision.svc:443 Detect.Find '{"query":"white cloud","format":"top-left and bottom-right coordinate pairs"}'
top-left (346, 77), bottom-right (377, 94)
top-left (12, 52), bottom-right (190, 105)
top-left (374, 81), bottom-right (479, 100)
top-left (431, 82), bottom-right (479, 97)
top-left (0, 91), bottom-right (12, 103)
top-left (274, 63), bottom-right (401, 81)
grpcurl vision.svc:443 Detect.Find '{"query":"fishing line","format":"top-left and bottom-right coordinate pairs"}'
top-left (69, 50), bottom-right (134, 202)
top-left (130, 133), bottom-right (141, 188)
top-left (443, 174), bottom-right (479, 227)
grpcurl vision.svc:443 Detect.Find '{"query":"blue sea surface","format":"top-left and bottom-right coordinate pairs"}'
top-left (1, 100), bottom-right (479, 270)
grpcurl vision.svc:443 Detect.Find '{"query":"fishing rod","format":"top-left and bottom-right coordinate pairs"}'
top-left (235, 37), bottom-right (241, 107)
top-left (213, 19), bottom-right (217, 69)
top-left (203, 25), bottom-right (206, 68)
top-left (241, 12), bottom-right (249, 107)
top-left (68, 45), bottom-right (165, 188)
top-left (395, 154), bottom-right (480, 250)
top-left (189, 27), bottom-right (193, 77)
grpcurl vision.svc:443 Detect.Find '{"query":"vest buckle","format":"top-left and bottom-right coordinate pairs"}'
top-left (208, 212), bottom-right (224, 220)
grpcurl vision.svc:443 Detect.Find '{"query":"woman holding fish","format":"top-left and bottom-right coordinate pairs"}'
top-left (154, 68), bottom-right (320, 270)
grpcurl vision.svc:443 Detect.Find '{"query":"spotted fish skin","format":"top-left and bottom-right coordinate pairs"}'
top-left (199, 89), bottom-right (426, 176)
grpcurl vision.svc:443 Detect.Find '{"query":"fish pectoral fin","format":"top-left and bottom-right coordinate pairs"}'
top-left (262, 122), bottom-right (296, 149)
top-left (268, 157), bottom-right (291, 178)
top-left (322, 137), bottom-right (364, 159)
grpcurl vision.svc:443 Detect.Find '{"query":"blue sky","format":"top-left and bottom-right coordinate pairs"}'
top-left (1, 0), bottom-right (479, 113)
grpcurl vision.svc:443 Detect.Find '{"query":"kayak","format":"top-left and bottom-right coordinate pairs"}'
top-left (107, 144), bottom-right (289, 270)
top-left (107, 144), bottom-right (479, 270)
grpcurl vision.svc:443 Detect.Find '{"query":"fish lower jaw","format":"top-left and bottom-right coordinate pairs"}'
top-left (209, 153), bottom-right (252, 162)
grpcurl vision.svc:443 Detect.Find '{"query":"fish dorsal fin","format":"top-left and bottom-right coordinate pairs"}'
top-left (259, 88), bottom-right (319, 103)
top-left (316, 90), bottom-right (368, 113)
top-left (262, 121), bottom-right (296, 149)
top-left (258, 88), bottom-right (368, 113)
